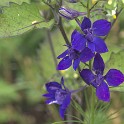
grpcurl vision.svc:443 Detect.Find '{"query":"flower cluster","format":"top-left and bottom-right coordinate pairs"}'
top-left (57, 17), bottom-right (111, 71)
top-left (43, 5), bottom-right (124, 119)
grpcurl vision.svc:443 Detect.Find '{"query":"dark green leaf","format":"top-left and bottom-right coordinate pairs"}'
top-left (0, 3), bottom-right (54, 37)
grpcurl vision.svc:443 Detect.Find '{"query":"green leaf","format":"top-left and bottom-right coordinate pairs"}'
top-left (0, 0), bottom-right (30, 6)
top-left (0, 3), bottom-right (54, 38)
top-left (110, 83), bottom-right (124, 92)
top-left (105, 50), bottom-right (124, 73)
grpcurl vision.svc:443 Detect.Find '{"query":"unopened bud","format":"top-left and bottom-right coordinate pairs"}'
top-left (59, 7), bottom-right (85, 20)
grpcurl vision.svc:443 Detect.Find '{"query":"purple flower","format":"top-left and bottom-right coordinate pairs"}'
top-left (59, 7), bottom-right (86, 20)
top-left (72, 17), bottom-right (111, 53)
top-left (80, 53), bottom-right (124, 102)
top-left (43, 77), bottom-right (71, 119)
top-left (66, 0), bottom-right (80, 3)
top-left (57, 43), bottom-right (94, 70)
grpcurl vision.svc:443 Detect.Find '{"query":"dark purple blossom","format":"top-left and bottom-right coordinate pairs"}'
top-left (80, 53), bottom-right (124, 102)
top-left (59, 7), bottom-right (86, 20)
top-left (43, 77), bottom-right (71, 119)
top-left (57, 30), bottom-right (95, 71)
top-left (72, 17), bottom-right (111, 53)
top-left (57, 43), bottom-right (94, 70)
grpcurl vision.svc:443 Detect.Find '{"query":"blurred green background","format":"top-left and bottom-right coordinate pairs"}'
top-left (0, 0), bottom-right (124, 124)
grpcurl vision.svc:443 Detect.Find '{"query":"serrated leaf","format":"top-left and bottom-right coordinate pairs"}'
top-left (0, 3), bottom-right (54, 38)
top-left (105, 50), bottom-right (124, 73)
top-left (0, 0), bottom-right (30, 6)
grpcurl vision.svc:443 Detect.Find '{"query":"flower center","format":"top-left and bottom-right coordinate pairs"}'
top-left (55, 89), bottom-right (68, 105)
top-left (68, 48), bottom-right (80, 60)
top-left (83, 28), bottom-right (93, 42)
top-left (95, 74), bottom-right (104, 87)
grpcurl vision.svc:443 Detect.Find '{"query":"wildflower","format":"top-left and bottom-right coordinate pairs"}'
top-left (43, 77), bottom-right (71, 119)
top-left (72, 17), bottom-right (111, 53)
top-left (59, 7), bottom-right (86, 20)
top-left (57, 45), bottom-right (94, 71)
top-left (80, 53), bottom-right (124, 102)
top-left (43, 77), bottom-right (87, 118)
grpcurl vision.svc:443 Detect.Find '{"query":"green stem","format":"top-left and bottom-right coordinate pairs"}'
top-left (89, 60), bottom-right (95, 124)
top-left (91, 87), bottom-right (95, 124)
top-left (87, 1), bottom-right (95, 123)
top-left (87, 0), bottom-right (90, 18)
top-left (58, 17), bottom-right (71, 45)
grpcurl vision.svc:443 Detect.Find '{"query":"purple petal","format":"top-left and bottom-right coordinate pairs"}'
top-left (81, 17), bottom-right (91, 31)
top-left (59, 107), bottom-right (66, 119)
top-left (71, 30), bottom-right (78, 41)
top-left (73, 58), bottom-right (80, 71)
top-left (93, 19), bottom-right (111, 36)
top-left (57, 49), bottom-right (69, 59)
top-left (71, 31), bottom-right (86, 52)
top-left (105, 69), bottom-right (124, 86)
top-left (94, 37), bottom-right (108, 53)
top-left (43, 93), bottom-right (54, 98)
top-left (87, 42), bottom-right (95, 53)
top-left (80, 69), bottom-right (95, 85)
top-left (46, 82), bottom-right (62, 92)
top-left (46, 99), bottom-right (57, 104)
top-left (93, 53), bottom-right (105, 74)
top-left (96, 81), bottom-right (110, 102)
top-left (61, 93), bottom-right (71, 109)
top-left (59, 93), bottom-right (71, 119)
top-left (57, 56), bottom-right (72, 70)
top-left (80, 47), bottom-right (94, 63)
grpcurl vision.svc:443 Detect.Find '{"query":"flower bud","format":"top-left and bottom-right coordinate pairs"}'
top-left (59, 7), bottom-right (85, 20)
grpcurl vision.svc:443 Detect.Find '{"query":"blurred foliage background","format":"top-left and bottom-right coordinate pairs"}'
top-left (0, 0), bottom-right (124, 124)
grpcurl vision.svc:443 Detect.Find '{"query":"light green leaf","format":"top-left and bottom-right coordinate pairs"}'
top-left (0, 0), bottom-right (30, 6)
top-left (105, 50), bottom-right (124, 73)
top-left (0, 3), bottom-right (54, 38)
top-left (110, 83), bottom-right (124, 92)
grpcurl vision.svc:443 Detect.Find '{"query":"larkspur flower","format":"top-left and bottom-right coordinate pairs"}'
top-left (66, 0), bottom-right (80, 3)
top-left (80, 53), bottom-right (124, 102)
top-left (59, 7), bottom-right (86, 20)
top-left (43, 77), bottom-right (71, 119)
top-left (72, 17), bottom-right (111, 53)
top-left (57, 30), bottom-right (94, 71)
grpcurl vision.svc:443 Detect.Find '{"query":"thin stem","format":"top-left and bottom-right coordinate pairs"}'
top-left (90, 1), bottom-right (99, 11)
top-left (91, 87), bottom-right (95, 124)
top-left (80, 2), bottom-right (87, 8)
top-left (75, 18), bottom-right (81, 27)
top-left (43, 1), bottom-right (54, 9)
top-left (47, 29), bottom-right (58, 67)
top-left (71, 85), bottom-right (88, 94)
top-left (87, 0), bottom-right (95, 122)
top-left (89, 60), bottom-right (92, 70)
top-left (58, 17), bottom-right (71, 45)
top-left (87, 0), bottom-right (90, 18)
top-left (89, 60), bottom-right (95, 124)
